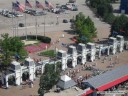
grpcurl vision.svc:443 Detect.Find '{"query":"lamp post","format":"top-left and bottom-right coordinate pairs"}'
top-left (35, 16), bottom-right (37, 40)
top-left (44, 15), bottom-right (46, 36)
top-left (56, 16), bottom-right (59, 25)
top-left (35, 0), bottom-right (37, 40)
top-left (16, 17), bottom-right (19, 36)
top-left (54, 43), bottom-right (58, 72)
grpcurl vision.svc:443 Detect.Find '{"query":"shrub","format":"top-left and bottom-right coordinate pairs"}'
top-left (20, 35), bottom-right (51, 43)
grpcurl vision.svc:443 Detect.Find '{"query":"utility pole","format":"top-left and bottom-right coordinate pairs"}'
top-left (56, 15), bottom-right (59, 25)
top-left (44, 15), bottom-right (46, 36)
top-left (25, 4), bottom-right (28, 40)
top-left (35, 0), bottom-right (38, 40)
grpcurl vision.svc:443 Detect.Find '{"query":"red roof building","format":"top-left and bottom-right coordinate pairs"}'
top-left (81, 64), bottom-right (128, 96)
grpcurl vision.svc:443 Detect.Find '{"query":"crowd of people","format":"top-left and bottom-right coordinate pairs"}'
top-left (21, 79), bottom-right (34, 89)
top-left (62, 53), bottom-right (121, 90)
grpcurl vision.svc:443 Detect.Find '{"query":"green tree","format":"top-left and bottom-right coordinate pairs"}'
top-left (72, 13), bottom-right (97, 43)
top-left (38, 88), bottom-right (44, 96)
top-left (97, 4), bottom-right (113, 17)
top-left (0, 33), bottom-right (11, 69)
top-left (111, 14), bottom-right (128, 35)
top-left (89, 0), bottom-right (110, 8)
top-left (10, 37), bottom-right (24, 53)
top-left (103, 13), bottom-right (116, 24)
top-left (38, 63), bottom-right (61, 95)
top-left (44, 64), bottom-right (55, 74)
top-left (87, 0), bottom-right (114, 25)
top-left (84, 16), bottom-right (97, 37)
top-left (73, 12), bottom-right (86, 34)
top-left (0, 33), bottom-right (27, 70)
top-left (124, 22), bottom-right (128, 36)
top-left (56, 62), bottom-right (62, 72)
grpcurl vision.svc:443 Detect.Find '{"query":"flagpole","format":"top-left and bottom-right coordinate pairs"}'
top-left (15, 12), bottom-right (18, 37)
top-left (14, 1), bottom-right (17, 37)
top-left (44, 15), bottom-right (46, 36)
top-left (12, 2), bottom-right (15, 37)
top-left (15, 17), bottom-right (17, 37)
top-left (16, 17), bottom-right (19, 36)
top-left (25, 3), bottom-right (27, 40)
top-left (14, 7), bottom-right (17, 37)
top-left (35, 0), bottom-right (38, 40)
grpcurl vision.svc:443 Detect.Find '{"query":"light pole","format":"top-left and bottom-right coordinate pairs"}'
top-left (56, 16), bottom-right (59, 25)
top-left (35, 15), bottom-right (38, 40)
top-left (12, 1), bottom-right (15, 37)
top-left (16, 17), bottom-right (19, 36)
top-left (24, 5), bottom-right (28, 40)
top-left (35, 0), bottom-right (37, 40)
top-left (54, 43), bottom-right (57, 72)
top-left (44, 15), bottom-right (46, 36)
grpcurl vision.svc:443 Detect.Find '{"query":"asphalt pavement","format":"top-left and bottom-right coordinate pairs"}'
top-left (0, 0), bottom-right (110, 40)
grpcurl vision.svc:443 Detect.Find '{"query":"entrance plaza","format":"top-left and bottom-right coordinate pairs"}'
top-left (0, 0), bottom-right (128, 96)
top-left (0, 35), bottom-right (127, 87)
top-left (0, 35), bottom-right (128, 96)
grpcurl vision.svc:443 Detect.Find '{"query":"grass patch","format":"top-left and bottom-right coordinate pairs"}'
top-left (39, 50), bottom-right (56, 58)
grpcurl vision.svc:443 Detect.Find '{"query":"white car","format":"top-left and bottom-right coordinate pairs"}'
top-left (16, 14), bottom-right (23, 17)
top-left (7, 14), bottom-right (15, 18)
top-left (64, 11), bottom-right (70, 14)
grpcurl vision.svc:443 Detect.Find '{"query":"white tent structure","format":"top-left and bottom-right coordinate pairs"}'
top-left (57, 75), bottom-right (76, 89)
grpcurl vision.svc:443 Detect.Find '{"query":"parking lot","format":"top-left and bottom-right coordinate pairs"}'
top-left (0, 0), bottom-right (110, 40)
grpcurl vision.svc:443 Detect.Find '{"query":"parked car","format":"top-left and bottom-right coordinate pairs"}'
top-left (69, 0), bottom-right (76, 3)
top-left (55, 11), bottom-right (60, 14)
top-left (64, 11), bottom-right (70, 14)
top-left (19, 23), bottom-right (24, 27)
top-left (61, 5), bottom-right (68, 9)
top-left (59, 9), bottom-right (65, 13)
top-left (70, 19), bottom-right (74, 23)
top-left (16, 14), bottom-right (23, 17)
top-left (24, 10), bottom-right (31, 14)
top-left (72, 7), bottom-right (78, 11)
top-left (38, 11), bottom-right (47, 15)
top-left (24, 9), bottom-right (36, 15)
top-left (63, 19), bottom-right (68, 23)
top-left (32, 11), bottom-right (47, 16)
top-left (7, 14), bottom-right (15, 18)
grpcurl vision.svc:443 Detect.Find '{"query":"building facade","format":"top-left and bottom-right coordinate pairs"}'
top-left (120, 0), bottom-right (128, 14)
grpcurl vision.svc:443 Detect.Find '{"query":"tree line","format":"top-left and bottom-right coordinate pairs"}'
top-left (86, 0), bottom-right (128, 37)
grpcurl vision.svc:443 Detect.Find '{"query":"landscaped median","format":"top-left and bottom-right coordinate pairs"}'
top-left (21, 35), bottom-right (51, 53)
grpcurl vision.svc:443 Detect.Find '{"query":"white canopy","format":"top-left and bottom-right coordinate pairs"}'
top-left (60, 75), bottom-right (71, 82)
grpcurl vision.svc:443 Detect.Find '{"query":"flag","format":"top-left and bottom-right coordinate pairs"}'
top-left (12, 2), bottom-right (24, 12)
top-left (36, 0), bottom-right (44, 9)
top-left (25, 0), bottom-right (32, 8)
top-left (49, 2), bottom-right (54, 9)
top-left (16, 1), bottom-right (25, 12)
top-left (45, 0), bottom-right (54, 9)
top-left (16, 1), bottom-right (25, 9)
